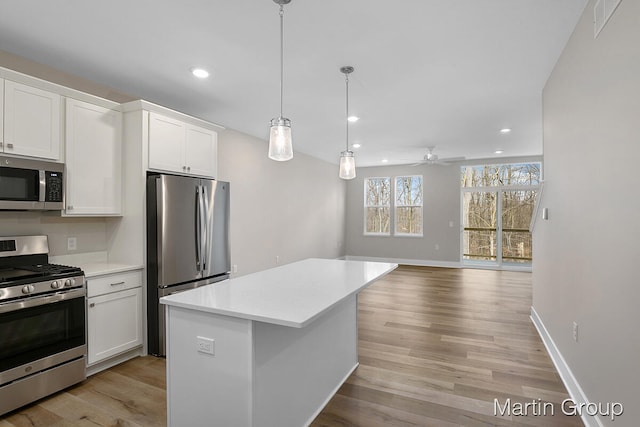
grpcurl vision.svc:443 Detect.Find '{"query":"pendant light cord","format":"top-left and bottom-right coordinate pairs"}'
top-left (279, 4), bottom-right (284, 119)
top-left (345, 72), bottom-right (349, 152)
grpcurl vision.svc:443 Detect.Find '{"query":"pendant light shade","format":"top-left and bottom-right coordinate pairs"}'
top-left (339, 66), bottom-right (356, 179)
top-left (269, 117), bottom-right (293, 161)
top-left (268, 0), bottom-right (293, 161)
top-left (339, 150), bottom-right (356, 179)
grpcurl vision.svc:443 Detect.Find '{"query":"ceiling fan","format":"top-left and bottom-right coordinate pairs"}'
top-left (412, 146), bottom-right (465, 166)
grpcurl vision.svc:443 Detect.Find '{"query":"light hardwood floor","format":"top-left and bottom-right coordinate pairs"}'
top-left (1, 266), bottom-right (582, 426)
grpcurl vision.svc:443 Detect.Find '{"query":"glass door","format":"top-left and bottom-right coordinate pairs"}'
top-left (462, 191), bottom-right (498, 265)
top-left (501, 190), bottom-right (536, 265)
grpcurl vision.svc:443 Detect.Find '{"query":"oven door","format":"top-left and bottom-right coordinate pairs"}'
top-left (0, 288), bottom-right (86, 386)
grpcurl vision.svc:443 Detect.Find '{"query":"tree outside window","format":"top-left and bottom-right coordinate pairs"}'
top-left (395, 176), bottom-right (423, 235)
top-left (364, 177), bottom-right (390, 234)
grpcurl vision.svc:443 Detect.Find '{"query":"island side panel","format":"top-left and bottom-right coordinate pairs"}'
top-left (253, 295), bottom-right (358, 427)
top-left (166, 305), bottom-right (254, 427)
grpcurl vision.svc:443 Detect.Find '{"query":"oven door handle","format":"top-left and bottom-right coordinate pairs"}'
top-left (0, 288), bottom-right (86, 314)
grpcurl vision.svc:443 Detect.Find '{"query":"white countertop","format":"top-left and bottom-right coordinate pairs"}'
top-left (49, 252), bottom-right (143, 278)
top-left (160, 258), bottom-right (397, 328)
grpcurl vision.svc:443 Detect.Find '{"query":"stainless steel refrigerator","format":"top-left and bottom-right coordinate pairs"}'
top-left (146, 173), bottom-right (230, 356)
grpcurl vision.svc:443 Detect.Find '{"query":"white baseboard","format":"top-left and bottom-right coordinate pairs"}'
top-left (344, 255), bottom-right (461, 269)
top-left (530, 307), bottom-right (602, 427)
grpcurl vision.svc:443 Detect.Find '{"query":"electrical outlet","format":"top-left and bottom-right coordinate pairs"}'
top-left (276, 255), bottom-right (280, 264)
top-left (67, 237), bottom-right (77, 251)
top-left (434, 243), bottom-right (440, 250)
top-left (572, 321), bottom-right (578, 342)
top-left (232, 264), bottom-right (238, 274)
top-left (196, 336), bottom-right (215, 355)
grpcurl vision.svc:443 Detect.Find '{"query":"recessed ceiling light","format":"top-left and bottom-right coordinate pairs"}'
top-left (495, 150), bottom-right (504, 154)
top-left (500, 128), bottom-right (511, 134)
top-left (352, 143), bottom-right (361, 149)
top-left (347, 116), bottom-right (359, 122)
top-left (191, 67), bottom-right (210, 79)
top-left (382, 159), bottom-right (388, 163)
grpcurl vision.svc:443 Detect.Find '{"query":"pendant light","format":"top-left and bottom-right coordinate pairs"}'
top-left (268, 0), bottom-right (293, 161)
top-left (339, 66), bottom-right (356, 179)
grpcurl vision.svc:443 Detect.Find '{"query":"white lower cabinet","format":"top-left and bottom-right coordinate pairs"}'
top-left (87, 270), bottom-right (143, 366)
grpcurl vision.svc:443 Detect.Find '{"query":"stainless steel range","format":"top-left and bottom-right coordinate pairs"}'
top-left (0, 235), bottom-right (86, 416)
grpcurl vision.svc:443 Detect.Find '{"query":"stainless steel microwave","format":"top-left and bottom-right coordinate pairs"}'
top-left (0, 156), bottom-right (64, 210)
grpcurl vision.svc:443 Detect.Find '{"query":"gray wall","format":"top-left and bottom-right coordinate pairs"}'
top-left (217, 129), bottom-right (347, 276)
top-left (345, 163), bottom-right (461, 264)
top-left (534, 1), bottom-right (639, 425)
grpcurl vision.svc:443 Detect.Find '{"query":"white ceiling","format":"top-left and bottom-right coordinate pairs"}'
top-left (0, 0), bottom-right (587, 167)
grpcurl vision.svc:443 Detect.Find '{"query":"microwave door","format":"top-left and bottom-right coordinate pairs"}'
top-left (0, 164), bottom-right (44, 210)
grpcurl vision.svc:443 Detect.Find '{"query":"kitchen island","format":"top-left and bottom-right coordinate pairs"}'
top-left (160, 258), bottom-right (397, 427)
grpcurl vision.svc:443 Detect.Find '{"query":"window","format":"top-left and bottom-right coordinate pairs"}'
top-left (364, 177), bottom-right (390, 235)
top-left (461, 162), bottom-right (541, 266)
top-left (395, 176), bottom-right (423, 236)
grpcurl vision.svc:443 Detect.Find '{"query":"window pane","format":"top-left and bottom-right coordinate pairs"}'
top-left (461, 163), bottom-right (540, 187)
top-left (463, 230), bottom-right (497, 261)
top-left (366, 207), bottom-right (390, 233)
top-left (395, 176), bottom-right (423, 206)
top-left (501, 190), bottom-right (536, 263)
top-left (463, 191), bottom-right (497, 260)
top-left (365, 178), bottom-right (390, 206)
top-left (396, 207), bottom-right (422, 234)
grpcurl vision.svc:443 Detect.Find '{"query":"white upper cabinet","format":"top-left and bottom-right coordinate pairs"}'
top-left (185, 124), bottom-right (217, 177)
top-left (65, 98), bottom-right (122, 216)
top-left (148, 112), bottom-right (186, 172)
top-left (148, 111), bottom-right (217, 178)
top-left (3, 80), bottom-right (61, 160)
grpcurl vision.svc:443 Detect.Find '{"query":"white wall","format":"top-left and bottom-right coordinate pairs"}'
top-left (217, 129), bottom-right (346, 276)
top-left (534, 1), bottom-right (640, 425)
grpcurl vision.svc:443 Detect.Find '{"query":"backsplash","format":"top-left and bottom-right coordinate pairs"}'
top-left (0, 211), bottom-right (108, 255)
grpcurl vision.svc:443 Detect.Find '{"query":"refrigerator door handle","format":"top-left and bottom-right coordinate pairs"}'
top-left (198, 185), bottom-right (208, 273)
top-left (195, 186), bottom-right (202, 271)
top-left (202, 187), bottom-right (210, 273)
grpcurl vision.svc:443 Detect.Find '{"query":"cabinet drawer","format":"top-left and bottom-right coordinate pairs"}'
top-left (87, 270), bottom-right (142, 298)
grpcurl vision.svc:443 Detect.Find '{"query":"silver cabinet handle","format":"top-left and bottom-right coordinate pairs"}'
top-left (7, 143), bottom-right (13, 149)
top-left (187, 166), bottom-right (191, 171)
top-left (67, 205), bottom-right (74, 210)
top-left (110, 281), bottom-right (126, 286)
top-left (0, 142), bottom-right (3, 148)
top-left (89, 303), bottom-right (95, 308)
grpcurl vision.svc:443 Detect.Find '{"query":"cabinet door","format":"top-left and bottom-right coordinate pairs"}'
top-left (185, 124), bottom-right (217, 178)
top-left (148, 112), bottom-right (186, 173)
top-left (65, 98), bottom-right (122, 215)
top-left (87, 287), bottom-right (143, 365)
top-left (3, 80), bottom-right (61, 159)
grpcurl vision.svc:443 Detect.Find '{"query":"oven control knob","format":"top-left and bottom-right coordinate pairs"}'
top-left (64, 278), bottom-right (76, 287)
top-left (51, 280), bottom-right (61, 289)
top-left (22, 285), bottom-right (35, 294)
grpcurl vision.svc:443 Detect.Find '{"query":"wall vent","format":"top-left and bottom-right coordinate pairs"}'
top-left (594, 0), bottom-right (622, 38)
